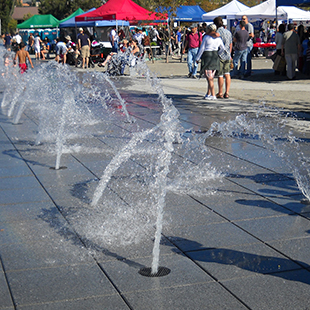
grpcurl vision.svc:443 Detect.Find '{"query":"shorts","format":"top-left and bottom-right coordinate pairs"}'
top-left (81, 45), bottom-right (90, 58)
top-left (218, 58), bottom-right (231, 77)
top-left (19, 63), bottom-right (28, 74)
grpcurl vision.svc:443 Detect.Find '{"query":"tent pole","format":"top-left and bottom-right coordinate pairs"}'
top-left (275, 0), bottom-right (278, 28)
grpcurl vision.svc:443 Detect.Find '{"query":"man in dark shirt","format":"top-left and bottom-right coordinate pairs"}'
top-left (232, 20), bottom-right (249, 78)
top-left (77, 28), bottom-right (90, 69)
top-left (4, 33), bottom-right (12, 50)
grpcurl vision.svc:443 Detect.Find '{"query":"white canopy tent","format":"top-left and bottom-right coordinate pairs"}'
top-left (279, 6), bottom-right (310, 21)
top-left (202, 0), bottom-right (249, 21)
top-left (235, 0), bottom-right (287, 20)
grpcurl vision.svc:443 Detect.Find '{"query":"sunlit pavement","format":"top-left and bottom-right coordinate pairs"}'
top-left (1, 58), bottom-right (310, 309)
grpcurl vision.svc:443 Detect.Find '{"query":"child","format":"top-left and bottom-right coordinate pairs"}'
top-left (14, 42), bottom-right (34, 73)
top-left (73, 45), bottom-right (80, 67)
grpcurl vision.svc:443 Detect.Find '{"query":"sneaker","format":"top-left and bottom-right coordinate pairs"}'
top-left (187, 73), bottom-right (192, 78)
top-left (204, 94), bottom-right (211, 99)
top-left (206, 95), bottom-right (217, 100)
top-left (192, 75), bottom-right (197, 79)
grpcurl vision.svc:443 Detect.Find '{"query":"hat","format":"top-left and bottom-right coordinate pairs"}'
top-left (207, 24), bottom-right (217, 32)
top-left (79, 28), bottom-right (83, 32)
top-left (65, 35), bottom-right (71, 41)
top-left (190, 24), bottom-right (198, 29)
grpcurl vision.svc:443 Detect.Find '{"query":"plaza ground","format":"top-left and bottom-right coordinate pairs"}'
top-left (1, 55), bottom-right (310, 309)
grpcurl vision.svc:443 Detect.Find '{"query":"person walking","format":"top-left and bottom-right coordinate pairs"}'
top-left (14, 42), bottom-right (34, 74)
top-left (34, 33), bottom-right (42, 60)
top-left (232, 20), bottom-right (249, 79)
top-left (214, 16), bottom-right (232, 99)
top-left (77, 28), bottom-right (91, 69)
top-left (235, 15), bottom-right (254, 77)
top-left (175, 27), bottom-right (182, 57)
top-left (183, 24), bottom-right (202, 79)
top-left (242, 15), bottom-right (254, 77)
top-left (28, 33), bottom-right (34, 54)
top-left (282, 23), bottom-right (301, 80)
top-left (274, 24), bottom-right (286, 75)
top-left (195, 24), bottom-right (225, 100)
top-left (109, 26), bottom-right (119, 53)
top-left (4, 33), bottom-right (12, 50)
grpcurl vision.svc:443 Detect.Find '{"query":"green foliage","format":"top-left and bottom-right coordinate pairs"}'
top-left (151, 0), bottom-right (187, 19)
top-left (8, 17), bottom-right (17, 33)
top-left (38, 0), bottom-right (103, 20)
top-left (0, 0), bottom-right (16, 34)
top-left (23, 13), bottom-right (34, 20)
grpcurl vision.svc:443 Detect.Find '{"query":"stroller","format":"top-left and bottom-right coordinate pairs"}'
top-left (76, 42), bottom-right (111, 68)
top-left (105, 49), bottom-right (143, 76)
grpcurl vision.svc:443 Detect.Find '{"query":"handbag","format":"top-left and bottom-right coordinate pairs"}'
top-left (272, 55), bottom-right (286, 72)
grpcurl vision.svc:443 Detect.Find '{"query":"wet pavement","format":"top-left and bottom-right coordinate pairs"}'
top-left (1, 58), bottom-right (310, 309)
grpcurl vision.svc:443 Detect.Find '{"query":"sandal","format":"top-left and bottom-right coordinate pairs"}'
top-left (216, 93), bottom-right (223, 99)
top-left (224, 93), bottom-right (229, 99)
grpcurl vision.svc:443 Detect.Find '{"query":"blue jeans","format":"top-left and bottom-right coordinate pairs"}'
top-left (246, 46), bottom-right (252, 75)
top-left (111, 41), bottom-right (118, 53)
top-left (232, 49), bottom-right (247, 77)
top-left (187, 47), bottom-right (198, 75)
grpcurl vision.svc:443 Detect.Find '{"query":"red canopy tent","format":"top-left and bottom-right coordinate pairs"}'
top-left (75, 0), bottom-right (167, 23)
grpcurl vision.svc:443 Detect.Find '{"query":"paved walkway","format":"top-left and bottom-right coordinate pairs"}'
top-left (1, 57), bottom-right (310, 309)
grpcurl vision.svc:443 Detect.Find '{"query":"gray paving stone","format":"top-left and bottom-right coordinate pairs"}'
top-left (0, 215), bottom-right (76, 246)
top-left (1, 64), bottom-right (310, 309)
top-left (0, 270), bottom-right (14, 309)
top-left (192, 189), bottom-right (294, 221)
top-left (16, 295), bottom-right (129, 310)
top-left (186, 242), bottom-right (303, 281)
top-left (235, 214), bottom-right (310, 242)
top-left (163, 222), bottom-right (259, 252)
top-left (0, 175), bottom-right (41, 190)
top-left (0, 186), bottom-right (50, 205)
top-left (99, 252), bottom-right (215, 294)
top-left (221, 269), bottom-right (310, 310)
top-left (6, 264), bottom-right (118, 307)
top-left (1, 237), bottom-right (93, 271)
top-left (0, 201), bottom-right (57, 223)
top-left (268, 236), bottom-right (310, 268)
top-left (124, 281), bottom-right (248, 310)
top-left (0, 165), bottom-right (33, 179)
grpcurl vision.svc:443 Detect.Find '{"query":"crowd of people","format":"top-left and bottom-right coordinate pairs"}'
top-left (2, 18), bottom-right (310, 86)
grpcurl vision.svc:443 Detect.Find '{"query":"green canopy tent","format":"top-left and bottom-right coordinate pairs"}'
top-left (17, 14), bottom-right (60, 29)
top-left (59, 8), bottom-right (84, 24)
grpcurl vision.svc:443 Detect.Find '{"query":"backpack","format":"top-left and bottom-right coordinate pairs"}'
top-left (150, 28), bottom-right (156, 39)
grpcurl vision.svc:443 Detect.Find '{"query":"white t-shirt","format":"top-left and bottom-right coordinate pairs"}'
top-left (14, 34), bottom-right (22, 44)
top-left (196, 35), bottom-right (225, 62)
top-left (34, 36), bottom-right (41, 47)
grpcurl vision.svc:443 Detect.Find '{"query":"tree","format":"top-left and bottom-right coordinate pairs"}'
top-left (23, 13), bottom-right (34, 20)
top-left (0, 0), bottom-right (16, 34)
top-left (239, 0), bottom-right (262, 6)
top-left (150, 0), bottom-right (187, 62)
top-left (38, 0), bottom-right (103, 20)
top-left (7, 17), bottom-right (17, 34)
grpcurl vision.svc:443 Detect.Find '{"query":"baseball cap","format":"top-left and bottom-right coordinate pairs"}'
top-left (207, 24), bottom-right (217, 32)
